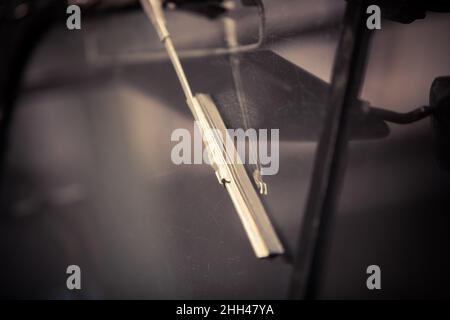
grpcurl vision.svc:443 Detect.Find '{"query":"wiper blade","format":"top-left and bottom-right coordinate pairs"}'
top-left (139, 0), bottom-right (284, 258)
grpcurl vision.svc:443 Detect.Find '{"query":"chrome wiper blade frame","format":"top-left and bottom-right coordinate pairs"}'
top-left (139, 0), bottom-right (284, 258)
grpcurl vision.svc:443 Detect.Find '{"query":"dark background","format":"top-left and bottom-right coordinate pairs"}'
top-left (0, 0), bottom-right (449, 299)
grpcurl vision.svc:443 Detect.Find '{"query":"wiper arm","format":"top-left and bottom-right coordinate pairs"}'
top-left (139, 0), bottom-right (284, 258)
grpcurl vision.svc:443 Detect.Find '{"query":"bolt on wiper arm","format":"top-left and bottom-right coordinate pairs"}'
top-left (139, 0), bottom-right (284, 258)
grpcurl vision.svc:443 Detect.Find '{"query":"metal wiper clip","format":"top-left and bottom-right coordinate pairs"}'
top-left (140, 0), bottom-right (284, 258)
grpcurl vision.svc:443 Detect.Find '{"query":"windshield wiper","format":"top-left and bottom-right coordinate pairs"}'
top-left (139, 0), bottom-right (284, 258)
